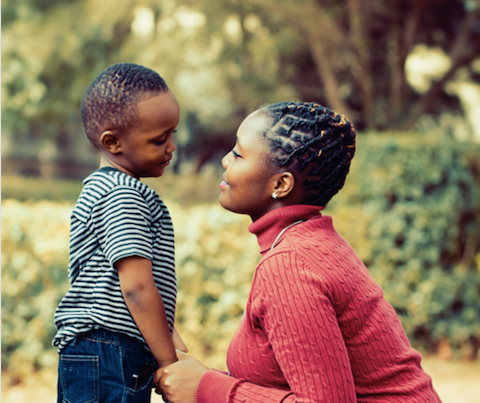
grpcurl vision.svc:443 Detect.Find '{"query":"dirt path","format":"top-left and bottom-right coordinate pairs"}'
top-left (421, 358), bottom-right (480, 403)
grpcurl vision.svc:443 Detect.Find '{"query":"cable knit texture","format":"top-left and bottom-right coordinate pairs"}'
top-left (195, 205), bottom-right (442, 403)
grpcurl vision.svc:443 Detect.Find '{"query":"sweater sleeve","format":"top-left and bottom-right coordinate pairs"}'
top-left (196, 370), bottom-right (292, 403)
top-left (196, 251), bottom-right (357, 403)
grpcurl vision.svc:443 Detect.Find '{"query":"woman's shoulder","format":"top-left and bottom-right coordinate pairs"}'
top-left (258, 218), bottom-right (367, 284)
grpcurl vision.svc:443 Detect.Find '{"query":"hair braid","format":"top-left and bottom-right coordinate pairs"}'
top-left (260, 101), bottom-right (356, 206)
top-left (81, 63), bottom-right (169, 148)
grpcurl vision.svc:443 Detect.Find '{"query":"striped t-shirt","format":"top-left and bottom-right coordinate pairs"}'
top-left (53, 167), bottom-right (176, 353)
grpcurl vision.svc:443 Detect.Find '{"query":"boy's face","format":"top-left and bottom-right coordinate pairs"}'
top-left (118, 90), bottom-right (180, 178)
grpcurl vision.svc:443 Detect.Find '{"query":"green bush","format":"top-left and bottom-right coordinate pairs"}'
top-left (2, 132), bottom-right (480, 385)
top-left (330, 132), bottom-right (480, 358)
top-left (1, 201), bottom-right (72, 382)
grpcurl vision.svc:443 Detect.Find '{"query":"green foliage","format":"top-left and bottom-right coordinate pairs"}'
top-left (169, 203), bottom-right (259, 369)
top-left (3, 0), bottom-right (479, 179)
top-left (330, 133), bottom-right (480, 357)
top-left (2, 133), bottom-right (480, 385)
top-left (1, 200), bottom-right (72, 381)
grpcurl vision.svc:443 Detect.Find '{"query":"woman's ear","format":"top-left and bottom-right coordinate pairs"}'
top-left (99, 130), bottom-right (122, 154)
top-left (272, 172), bottom-right (296, 199)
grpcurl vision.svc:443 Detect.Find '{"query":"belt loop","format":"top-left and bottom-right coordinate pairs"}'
top-left (70, 336), bottom-right (79, 348)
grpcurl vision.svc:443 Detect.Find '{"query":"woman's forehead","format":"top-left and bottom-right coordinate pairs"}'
top-left (237, 112), bottom-right (270, 143)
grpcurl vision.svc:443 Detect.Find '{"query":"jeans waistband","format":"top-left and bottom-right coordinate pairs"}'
top-left (77, 328), bottom-right (145, 350)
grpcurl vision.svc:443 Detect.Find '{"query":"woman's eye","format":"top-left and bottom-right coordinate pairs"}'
top-left (232, 150), bottom-right (241, 158)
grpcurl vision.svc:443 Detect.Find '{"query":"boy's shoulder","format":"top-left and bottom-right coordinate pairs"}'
top-left (83, 167), bottom-right (151, 192)
top-left (77, 167), bottom-right (157, 207)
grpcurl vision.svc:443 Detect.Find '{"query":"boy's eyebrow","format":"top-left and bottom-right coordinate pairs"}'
top-left (154, 127), bottom-right (175, 137)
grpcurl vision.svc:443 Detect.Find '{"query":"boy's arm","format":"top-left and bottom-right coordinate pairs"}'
top-left (116, 255), bottom-right (177, 368)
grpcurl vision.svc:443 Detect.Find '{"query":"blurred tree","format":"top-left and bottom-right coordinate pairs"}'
top-left (1, 0), bottom-right (479, 176)
top-left (221, 0), bottom-right (480, 129)
top-left (1, 0), bottom-right (126, 176)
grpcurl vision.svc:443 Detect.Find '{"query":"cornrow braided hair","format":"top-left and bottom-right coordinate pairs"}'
top-left (260, 101), bottom-right (356, 206)
top-left (81, 63), bottom-right (168, 147)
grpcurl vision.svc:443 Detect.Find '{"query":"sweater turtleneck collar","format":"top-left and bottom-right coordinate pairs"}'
top-left (248, 205), bottom-right (324, 253)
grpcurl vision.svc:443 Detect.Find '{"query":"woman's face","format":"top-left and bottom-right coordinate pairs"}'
top-left (219, 111), bottom-right (279, 221)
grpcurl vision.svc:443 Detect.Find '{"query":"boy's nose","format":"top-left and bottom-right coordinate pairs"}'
top-left (167, 136), bottom-right (176, 153)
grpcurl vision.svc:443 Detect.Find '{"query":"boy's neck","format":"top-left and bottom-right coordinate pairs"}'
top-left (99, 154), bottom-right (137, 179)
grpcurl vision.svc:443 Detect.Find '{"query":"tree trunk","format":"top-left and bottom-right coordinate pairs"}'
top-left (347, 0), bottom-right (375, 128)
top-left (307, 32), bottom-right (353, 118)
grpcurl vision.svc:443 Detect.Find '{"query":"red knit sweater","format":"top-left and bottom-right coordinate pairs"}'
top-left (195, 205), bottom-right (441, 403)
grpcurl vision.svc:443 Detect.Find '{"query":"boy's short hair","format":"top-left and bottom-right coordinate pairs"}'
top-left (81, 63), bottom-right (169, 148)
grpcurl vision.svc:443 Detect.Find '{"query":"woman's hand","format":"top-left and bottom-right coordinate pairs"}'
top-left (172, 327), bottom-right (188, 353)
top-left (154, 350), bottom-right (210, 403)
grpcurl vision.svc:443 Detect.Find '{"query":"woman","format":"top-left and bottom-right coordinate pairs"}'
top-left (155, 102), bottom-right (442, 403)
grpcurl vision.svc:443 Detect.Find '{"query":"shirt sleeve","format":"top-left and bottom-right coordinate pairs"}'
top-left (196, 251), bottom-right (357, 403)
top-left (90, 186), bottom-right (154, 265)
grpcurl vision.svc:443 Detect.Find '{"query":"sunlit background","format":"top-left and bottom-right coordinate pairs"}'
top-left (2, 0), bottom-right (480, 402)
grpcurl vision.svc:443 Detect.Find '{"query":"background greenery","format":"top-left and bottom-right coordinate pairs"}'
top-left (2, 0), bottom-right (479, 178)
top-left (2, 132), bottom-right (480, 387)
top-left (2, 0), bottom-right (480, 397)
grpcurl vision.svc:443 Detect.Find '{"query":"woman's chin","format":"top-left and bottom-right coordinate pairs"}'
top-left (218, 197), bottom-right (238, 215)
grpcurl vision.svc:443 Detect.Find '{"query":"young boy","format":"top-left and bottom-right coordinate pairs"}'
top-left (53, 63), bottom-right (186, 403)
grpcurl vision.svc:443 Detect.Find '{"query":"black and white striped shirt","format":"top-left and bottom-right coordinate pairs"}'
top-left (53, 167), bottom-right (176, 353)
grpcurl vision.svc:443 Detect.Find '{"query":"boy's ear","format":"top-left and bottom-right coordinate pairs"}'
top-left (99, 130), bottom-right (122, 154)
top-left (272, 172), bottom-right (296, 199)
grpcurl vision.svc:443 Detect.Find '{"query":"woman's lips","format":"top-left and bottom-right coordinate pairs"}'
top-left (220, 176), bottom-right (229, 189)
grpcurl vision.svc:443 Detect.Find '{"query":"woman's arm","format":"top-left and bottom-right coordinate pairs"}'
top-left (172, 327), bottom-right (188, 353)
top-left (160, 252), bottom-right (357, 403)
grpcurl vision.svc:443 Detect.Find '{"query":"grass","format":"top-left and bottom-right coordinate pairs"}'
top-left (1, 170), bottom-right (223, 207)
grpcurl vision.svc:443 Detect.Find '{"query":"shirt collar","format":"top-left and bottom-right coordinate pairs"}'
top-left (248, 205), bottom-right (324, 253)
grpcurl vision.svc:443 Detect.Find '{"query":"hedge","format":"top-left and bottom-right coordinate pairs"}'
top-left (2, 132), bottom-right (479, 384)
top-left (330, 132), bottom-right (480, 357)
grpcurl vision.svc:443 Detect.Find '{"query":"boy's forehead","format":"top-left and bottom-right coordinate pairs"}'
top-left (136, 90), bottom-right (180, 126)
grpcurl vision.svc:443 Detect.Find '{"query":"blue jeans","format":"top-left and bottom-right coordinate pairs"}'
top-left (57, 329), bottom-right (157, 403)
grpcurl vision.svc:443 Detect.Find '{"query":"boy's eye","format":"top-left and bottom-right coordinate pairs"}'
top-left (232, 150), bottom-right (241, 158)
top-left (155, 130), bottom-right (176, 145)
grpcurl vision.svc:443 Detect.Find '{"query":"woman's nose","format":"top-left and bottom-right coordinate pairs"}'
top-left (222, 152), bottom-right (232, 168)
